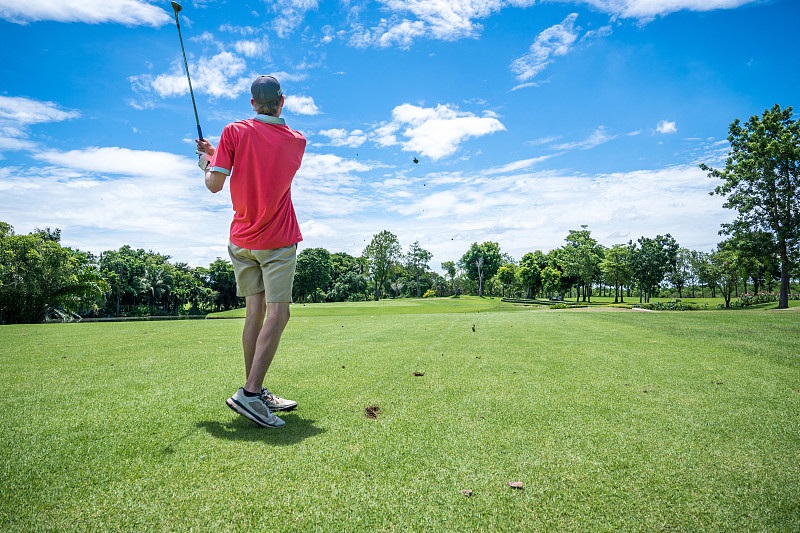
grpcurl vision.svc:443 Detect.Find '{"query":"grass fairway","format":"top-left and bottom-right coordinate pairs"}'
top-left (209, 295), bottom-right (528, 318)
top-left (2, 303), bottom-right (799, 531)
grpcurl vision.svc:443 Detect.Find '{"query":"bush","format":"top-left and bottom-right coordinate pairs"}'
top-left (423, 289), bottom-right (436, 298)
top-left (642, 301), bottom-right (702, 311)
top-left (732, 292), bottom-right (778, 307)
top-left (550, 303), bottom-right (587, 309)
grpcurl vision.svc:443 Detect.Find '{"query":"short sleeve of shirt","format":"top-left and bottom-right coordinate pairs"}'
top-left (210, 125), bottom-right (235, 176)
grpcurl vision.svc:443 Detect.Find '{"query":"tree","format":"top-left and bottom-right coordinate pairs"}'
top-left (694, 251), bottom-right (719, 298)
top-left (517, 264), bottom-right (540, 299)
top-left (441, 261), bottom-right (457, 296)
top-left (328, 252), bottom-right (367, 302)
top-left (541, 266), bottom-right (562, 299)
top-left (294, 248), bottom-right (333, 303)
top-left (519, 252), bottom-right (545, 298)
top-left (496, 263), bottom-right (517, 297)
top-left (547, 248), bottom-right (576, 299)
top-left (563, 226), bottom-right (603, 302)
top-left (331, 252), bottom-right (360, 282)
top-left (458, 242), bottom-right (502, 297)
top-left (207, 258), bottom-right (238, 310)
top-left (710, 243), bottom-right (740, 308)
top-left (363, 230), bottom-right (402, 300)
top-left (406, 241), bottom-right (433, 298)
top-left (141, 263), bottom-right (170, 310)
top-left (327, 270), bottom-right (367, 302)
top-left (667, 248), bottom-right (692, 298)
top-left (726, 230), bottom-right (779, 294)
top-left (98, 246), bottom-right (146, 313)
top-left (600, 244), bottom-right (631, 303)
top-left (0, 224), bottom-right (107, 324)
top-left (701, 104), bottom-right (800, 309)
top-left (629, 234), bottom-right (679, 303)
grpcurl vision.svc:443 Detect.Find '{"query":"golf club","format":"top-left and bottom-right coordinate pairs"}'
top-left (170, 1), bottom-right (203, 142)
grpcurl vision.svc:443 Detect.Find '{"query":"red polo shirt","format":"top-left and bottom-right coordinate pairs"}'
top-left (210, 115), bottom-right (305, 250)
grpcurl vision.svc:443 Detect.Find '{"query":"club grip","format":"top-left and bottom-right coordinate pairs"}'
top-left (197, 124), bottom-right (204, 142)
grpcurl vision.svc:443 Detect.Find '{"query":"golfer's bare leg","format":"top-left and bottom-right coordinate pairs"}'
top-left (243, 301), bottom-right (291, 393)
top-left (242, 292), bottom-right (267, 380)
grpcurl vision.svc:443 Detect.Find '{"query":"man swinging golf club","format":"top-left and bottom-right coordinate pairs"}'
top-left (196, 76), bottom-right (306, 427)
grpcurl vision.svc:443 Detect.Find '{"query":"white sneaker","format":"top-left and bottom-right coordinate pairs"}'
top-left (226, 388), bottom-right (285, 427)
top-left (261, 388), bottom-right (298, 412)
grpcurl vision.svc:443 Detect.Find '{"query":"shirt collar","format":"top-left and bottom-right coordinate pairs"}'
top-left (254, 114), bottom-right (286, 125)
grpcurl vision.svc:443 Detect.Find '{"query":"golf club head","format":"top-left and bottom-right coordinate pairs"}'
top-left (171, 2), bottom-right (182, 14)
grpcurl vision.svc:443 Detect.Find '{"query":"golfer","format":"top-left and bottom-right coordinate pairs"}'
top-left (196, 75), bottom-right (305, 428)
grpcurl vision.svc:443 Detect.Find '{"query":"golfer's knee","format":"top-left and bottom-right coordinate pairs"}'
top-left (268, 303), bottom-right (290, 325)
top-left (246, 292), bottom-right (266, 314)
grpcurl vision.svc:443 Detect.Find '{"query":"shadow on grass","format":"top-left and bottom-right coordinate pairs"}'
top-left (196, 413), bottom-right (325, 445)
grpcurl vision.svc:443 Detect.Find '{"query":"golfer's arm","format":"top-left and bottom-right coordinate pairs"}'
top-left (205, 170), bottom-right (226, 193)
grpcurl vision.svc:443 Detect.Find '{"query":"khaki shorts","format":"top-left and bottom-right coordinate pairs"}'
top-left (227, 242), bottom-right (297, 302)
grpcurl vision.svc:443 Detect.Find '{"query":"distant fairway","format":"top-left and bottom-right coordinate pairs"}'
top-left (209, 295), bottom-right (530, 317)
top-left (2, 300), bottom-right (799, 531)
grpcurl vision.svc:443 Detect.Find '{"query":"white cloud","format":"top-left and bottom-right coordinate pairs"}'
top-left (349, 0), bottom-right (536, 48)
top-left (293, 152), bottom-right (374, 218)
top-left (218, 24), bottom-right (258, 36)
top-left (269, 71), bottom-right (309, 83)
top-left (317, 128), bottom-right (367, 147)
top-left (575, 0), bottom-right (759, 20)
top-left (33, 147), bottom-right (193, 178)
top-left (284, 95), bottom-right (321, 115)
top-left (0, 0), bottom-right (171, 26)
top-left (374, 103), bottom-right (505, 160)
top-left (342, 0), bottom-right (753, 49)
top-left (0, 95), bottom-right (80, 153)
top-left (527, 135), bottom-right (561, 146)
top-left (511, 13), bottom-right (579, 82)
top-left (554, 126), bottom-right (617, 150)
top-left (130, 51), bottom-right (252, 100)
top-left (233, 38), bottom-right (269, 58)
top-left (0, 141), bottom-right (734, 268)
top-left (0, 148), bottom-right (232, 266)
top-left (368, 162), bottom-right (732, 262)
top-left (0, 137), bottom-right (36, 152)
top-left (656, 120), bottom-right (677, 134)
top-left (270, 0), bottom-right (318, 38)
top-left (0, 95), bottom-right (81, 125)
top-left (485, 154), bottom-right (563, 175)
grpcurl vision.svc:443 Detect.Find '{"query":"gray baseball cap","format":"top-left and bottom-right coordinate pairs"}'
top-left (251, 75), bottom-right (283, 104)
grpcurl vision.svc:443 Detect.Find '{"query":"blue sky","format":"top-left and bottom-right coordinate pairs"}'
top-left (0, 0), bottom-right (797, 269)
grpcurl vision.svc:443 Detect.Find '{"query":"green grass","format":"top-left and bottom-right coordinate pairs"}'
top-left (210, 296), bottom-right (529, 318)
top-left (2, 303), bottom-right (800, 531)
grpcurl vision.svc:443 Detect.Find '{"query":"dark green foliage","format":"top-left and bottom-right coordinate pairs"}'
top-left (701, 104), bottom-right (800, 308)
top-left (363, 230), bottom-right (402, 300)
top-left (406, 241), bottom-right (433, 298)
top-left (205, 258), bottom-right (239, 311)
top-left (294, 248), bottom-right (333, 303)
top-left (629, 234), bottom-right (679, 303)
top-left (458, 241), bottom-right (502, 296)
top-left (0, 225), bottom-right (107, 324)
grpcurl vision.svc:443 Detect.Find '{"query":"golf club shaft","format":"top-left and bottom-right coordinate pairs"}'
top-left (172, 8), bottom-right (203, 141)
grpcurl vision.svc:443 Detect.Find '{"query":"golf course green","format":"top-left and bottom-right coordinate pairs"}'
top-left (2, 298), bottom-right (798, 531)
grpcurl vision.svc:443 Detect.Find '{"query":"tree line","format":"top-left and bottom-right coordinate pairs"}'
top-left (1, 104), bottom-right (798, 323)
top-left (2, 220), bottom-right (797, 324)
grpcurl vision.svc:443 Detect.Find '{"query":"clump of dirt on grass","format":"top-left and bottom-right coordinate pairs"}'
top-left (365, 405), bottom-right (380, 419)
top-left (413, 371), bottom-right (424, 376)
